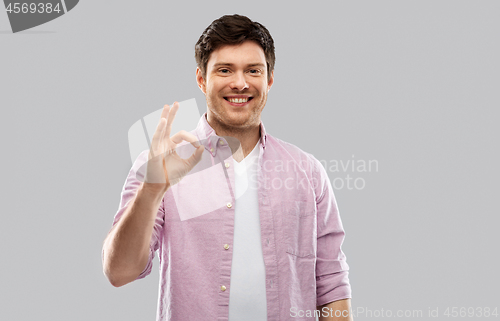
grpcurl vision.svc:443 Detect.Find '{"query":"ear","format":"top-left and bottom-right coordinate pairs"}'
top-left (196, 67), bottom-right (207, 94)
top-left (267, 70), bottom-right (274, 91)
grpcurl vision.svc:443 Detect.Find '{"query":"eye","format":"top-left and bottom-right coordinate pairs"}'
top-left (219, 68), bottom-right (230, 73)
top-left (249, 69), bottom-right (260, 74)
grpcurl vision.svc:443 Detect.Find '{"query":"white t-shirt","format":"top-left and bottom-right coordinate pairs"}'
top-left (228, 142), bottom-right (267, 321)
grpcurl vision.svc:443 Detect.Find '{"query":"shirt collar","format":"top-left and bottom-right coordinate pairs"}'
top-left (195, 112), bottom-right (268, 156)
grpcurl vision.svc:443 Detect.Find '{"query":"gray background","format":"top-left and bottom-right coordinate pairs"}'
top-left (1, 1), bottom-right (498, 320)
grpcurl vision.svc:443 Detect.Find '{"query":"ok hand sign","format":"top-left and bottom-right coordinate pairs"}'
top-left (144, 102), bottom-right (204, 194)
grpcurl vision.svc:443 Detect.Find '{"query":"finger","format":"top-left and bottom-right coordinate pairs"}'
top-left (165, 102), bottom-right (179, 138)
top-left (160, 104), bottom-right (171, 121)
top-left (151, 104), bottom-right (170, 153)
top-left (184, 145), bottom-right (205, 169)
top-left (150, 117), bottom-right (167, 156)
top-left (170, 130), bottom-right (201, 148)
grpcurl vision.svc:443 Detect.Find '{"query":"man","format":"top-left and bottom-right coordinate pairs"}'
top-left (102, 14), bottom-right (353, 321)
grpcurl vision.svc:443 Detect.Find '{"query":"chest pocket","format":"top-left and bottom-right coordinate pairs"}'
top-left (282, 200), bottom-right (316, 257)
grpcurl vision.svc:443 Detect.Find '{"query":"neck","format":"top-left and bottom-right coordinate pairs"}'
top-left (206, 113), bottom-right (261, 162)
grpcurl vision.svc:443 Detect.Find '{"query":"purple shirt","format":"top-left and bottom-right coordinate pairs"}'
top-left (109, 113), bottom-right (351, 320)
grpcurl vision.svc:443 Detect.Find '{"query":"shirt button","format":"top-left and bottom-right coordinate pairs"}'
top-left (221, 285), bottom-right (226, 291)
top-left (226, 202), bottom-right (232, 208)
top-left (210, 147), bottom-right (214, 153)
top-left (219, 139), bottom-right (225, 145)
top-left (225, 162), bottom-right (230, 168)
top-left (224, 244), bottom-right (230, 250)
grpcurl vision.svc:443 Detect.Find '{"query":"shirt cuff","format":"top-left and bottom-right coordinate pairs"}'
top-left (316, 270), bottom-right (352, 307)
top-left (136, 244), bottom-right (155, 280)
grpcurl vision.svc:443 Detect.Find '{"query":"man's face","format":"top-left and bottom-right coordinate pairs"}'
top-left (196, 40), bottom-right (274, 131)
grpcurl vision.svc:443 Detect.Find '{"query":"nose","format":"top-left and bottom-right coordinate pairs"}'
top-left (229, 71), bottom-right (249, 91)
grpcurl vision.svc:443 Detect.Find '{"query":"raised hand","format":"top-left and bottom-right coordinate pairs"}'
top-left (144, 102), bottom-right (204, 194)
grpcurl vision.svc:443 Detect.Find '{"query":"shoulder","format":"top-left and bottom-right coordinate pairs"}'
top-left (266, 133), bottom-right (330, 201)
top-left (265, 133), bottom-right (324, 173)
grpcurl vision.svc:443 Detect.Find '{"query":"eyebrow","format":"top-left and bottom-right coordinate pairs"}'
top-left (213, 63), bottom-right (266, 68)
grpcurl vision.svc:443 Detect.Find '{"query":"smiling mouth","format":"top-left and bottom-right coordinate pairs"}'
top-left (224, 97), bottom-right (253, 104)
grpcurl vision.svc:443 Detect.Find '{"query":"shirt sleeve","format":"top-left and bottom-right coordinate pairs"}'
top-left (104, 150), bottom-right (165, 280)
top-left (313, 157), bottom-right (352, 306)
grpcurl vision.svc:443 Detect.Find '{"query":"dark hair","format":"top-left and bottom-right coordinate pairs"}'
top-left (195, 14), bottom-right (275, 81)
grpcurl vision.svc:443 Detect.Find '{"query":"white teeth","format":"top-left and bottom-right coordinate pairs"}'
top-left (228, 98), bottom-right (249, 103)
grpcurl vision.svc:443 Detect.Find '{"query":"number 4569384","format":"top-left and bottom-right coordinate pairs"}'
top-left (443, 307), bottom-right (498, 318)
top-left (6, 3), bottom-right (62, 14)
